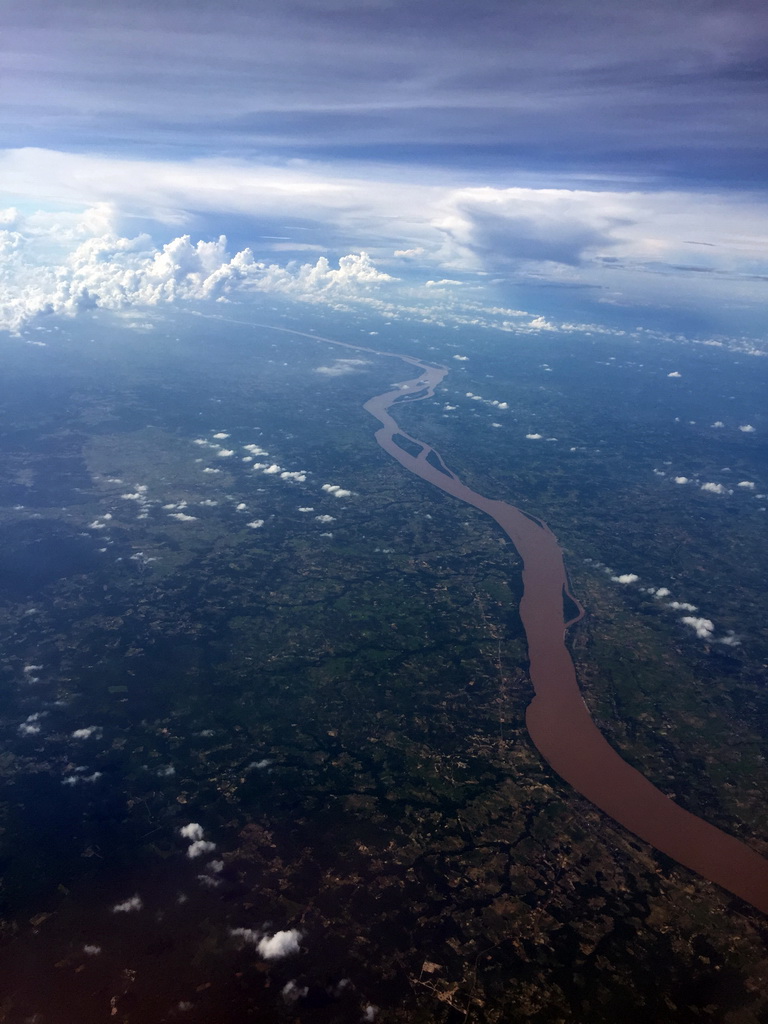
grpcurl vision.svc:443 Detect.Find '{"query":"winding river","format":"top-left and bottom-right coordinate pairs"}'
top-left (261, 323), bottom-right (768, 914)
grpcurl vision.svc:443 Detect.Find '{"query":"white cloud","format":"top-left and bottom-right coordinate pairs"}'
top-left (673, 476), bottom-right (689, 484)
top-left (452, 354), bottom-right (469, 361)
top-left (212, 432), bottom-right (229, 439)
top-left (83, 945), bottom-right (102, 955)
top-left (737, 480), bottom-right (755, 489)
top-left (243, 444), bottom-right (269, 456)
top-left (668, 601), bottom-right (698, 612)
top-left (216, 449), bottom-right (235, 458)
top-left (202, 467), bottom-right (221, 474)
top-left (246, 519), bottom-right (265, 529)
top-left (525, 433), bottom-right (543, 440)
top-left (654, 587), bottom-right (671, 598)
top-left (280, 471), bottom-right (307, 482)
top-left (169, 512), bottom-right (198, 521)
top-left (315, 514), bottom-right (336, 523)
top-left (5, 148), bottom-right (768, 332)
top-left (62, 769), bottom-right (102, 785)
top-left (667, 371), bottom-right (681, 377)
top-left (315, 358), bottom-right (368, 376)
top-left (179, 823), bottom-right (205, 842)
top-left (257, 930), bottom-right (303, 960)
top-left (700, 482), bottom-right (728, 494)
top-left (0, 204), bottom-right (397, 332)
top-left (262, 463), bottom-right (282, 474)
top-left (611, 573), bottom-right (639, 584)
top-left (681, 616), bottom-right (715, 639)
top-left (112, 895), bottom-right (143, 913)
top-left (711, 421), bottom-right (725, 428)
top-left (230, 927), bottom-right (261, 945)
top-left (297, 506), bottom-right (314, 512)
top-left (739, 424), bottom-right (756, 432)
top-left (282, 980), bottom-right (309, 1004)
top-left (187, 839), bottom-right (217, 859)
top-left (322, 483), bottom-right (354, 498)
top-left (72, 726), bottom-right (101, 739)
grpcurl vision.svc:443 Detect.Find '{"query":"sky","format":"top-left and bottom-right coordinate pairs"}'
top-left (2, 0), bottom-right (768, 341)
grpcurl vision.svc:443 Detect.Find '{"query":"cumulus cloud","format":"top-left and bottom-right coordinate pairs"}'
top-left (0, 210), bottom-right (397, 332)
top-left (737, 480), bottom-right (755, 489)
top-left (179, 823), bottom-right (205, 842)
top-left (187, 839), bottom-right (217, 859)
top-left (230, 927), bottom-right (261, 945)
top-left (711, 421), bottom-right (725, 428)
top-left (212, 432), bottom-right (229, 439)
top-left (668, 601), bottom-right (698, 612)
top-left (315, 514), bottom-right (336, 523)
top-left (112, 895), bottom-right (143, 913)
top-left (62, 770), bottom-right (102, 785)
top-left (452, 354), bottom-right (469, 361)
top-left (739, 424), bottom-right (756, 432)
top-left (700, 482), bottom-right (728, 494)
top-left (83, 945), bottom-right (101, 955)
top-left (611, 573), bottom-right (639, 584)
top-left (322, 483), bottom-right (354, 498)
top-left (525, 433), bottom-right (543, 440)
top-left (246, 519), bottom-right (265, 528)
top-left (681, 616), bottom-right (715, 639)
top-left (71, 726), bottom-right (102, 739)
top-left (216, 449), bottom-right (235, 458)
top-left (673, 476), bottom-right (689, 484)
top-left (18, 719), bottom-right (41, 736)
top-left (257, 930), bottom-right (303, 960)
top-left (169, 512), bottom-right (198, 521)
top-left (667, 371), bottom-right (682, 377)
top-left (282, 981), bottom-right (309, 1004)
top-left (654, 587), bottom-right (671, 598)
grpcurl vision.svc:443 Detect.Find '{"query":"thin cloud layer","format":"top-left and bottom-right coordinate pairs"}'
top-left (4, 1), bottom-right (768, 182)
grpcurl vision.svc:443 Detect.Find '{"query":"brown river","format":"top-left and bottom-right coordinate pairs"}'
top-left (262, 324), bottom-right (768, 915)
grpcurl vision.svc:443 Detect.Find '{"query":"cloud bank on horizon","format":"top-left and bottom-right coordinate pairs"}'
top-left (2, 0), bottom-right (768, 338)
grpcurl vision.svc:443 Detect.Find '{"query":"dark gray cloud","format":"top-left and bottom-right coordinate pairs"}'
top-left (3, 0), bottom-right (768, 182)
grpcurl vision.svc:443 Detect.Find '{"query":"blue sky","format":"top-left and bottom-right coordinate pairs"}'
top-left (2, 0), bottom-right (768, 341)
